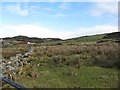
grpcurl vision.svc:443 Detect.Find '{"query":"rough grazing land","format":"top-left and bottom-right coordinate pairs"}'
top-left (1, 32), bottom-right (120, 88)
top-left (1, 42), bottom-right (119, 88)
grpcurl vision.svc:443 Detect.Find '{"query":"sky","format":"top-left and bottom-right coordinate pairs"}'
top-left (0, 0), bottom-right (118, 39)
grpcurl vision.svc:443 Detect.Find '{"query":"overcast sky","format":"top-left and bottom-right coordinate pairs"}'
top-left (0, 0), bottom-right (118, 39)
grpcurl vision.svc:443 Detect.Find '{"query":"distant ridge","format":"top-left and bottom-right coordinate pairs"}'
top-left (3, 35), bottom-right (62, 43)
top-left (2, 32), bottom-right (120, 43)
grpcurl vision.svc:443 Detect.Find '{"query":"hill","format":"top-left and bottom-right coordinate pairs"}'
top-left (2, 32), bottom-right (120, 45)
top-left (65, 32), bottom-right (120, 43)
top-left (103, 32), bottom-right (120, 40)
top-left (3, 35), bottom-right (62, 43)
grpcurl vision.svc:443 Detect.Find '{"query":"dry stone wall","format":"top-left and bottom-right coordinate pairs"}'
top-left (0, 47), bottom-right (34, 80)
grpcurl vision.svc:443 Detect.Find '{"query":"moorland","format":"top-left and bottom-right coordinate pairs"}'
top-left (1, 32), bottom-right (120, 88)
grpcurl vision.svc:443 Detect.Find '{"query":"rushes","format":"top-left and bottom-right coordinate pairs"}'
top-left (31, 42), bottom-right (118, 69)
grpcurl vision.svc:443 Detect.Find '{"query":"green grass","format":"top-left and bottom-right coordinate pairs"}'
top-left (16, 66), bottom-right (119, 88)
top-left (65, 34), bottom-right (105, 44)
top-left (36, 34), bottom-right (105, 46)
top-left (11, 42), bottom-right (118, 88)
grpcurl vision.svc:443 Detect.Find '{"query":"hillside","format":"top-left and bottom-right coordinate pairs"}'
top-left (64, 32), bottom-right (120, 44)
top-left (103, 32), bottom-right (120, 40)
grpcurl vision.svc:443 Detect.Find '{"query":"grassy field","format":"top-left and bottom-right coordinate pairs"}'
top-left (2, 33), bottom-right (119, 88)
top-left (13, 42), bottom-right (119, 88)
top-left (16, 66), bottom-right (118, 88)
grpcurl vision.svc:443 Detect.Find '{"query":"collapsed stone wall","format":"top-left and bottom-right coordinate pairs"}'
top-left (0, 47), bottom-right (34, 80)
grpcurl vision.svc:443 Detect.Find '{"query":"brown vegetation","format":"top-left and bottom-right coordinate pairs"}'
top-left (30, 42), bottom-right (118, 68)
top-left (2, 44), bottom-right (29, 59)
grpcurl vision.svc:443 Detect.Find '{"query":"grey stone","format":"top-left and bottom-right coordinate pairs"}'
top-left (6, 65), bottom-right (15, 71)
top-left (0, 65), bottom-right (2, 70)
top-left (15, 61), bottom-right (21, 67)
top-left (10, 57), bottom-right (16, 61)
